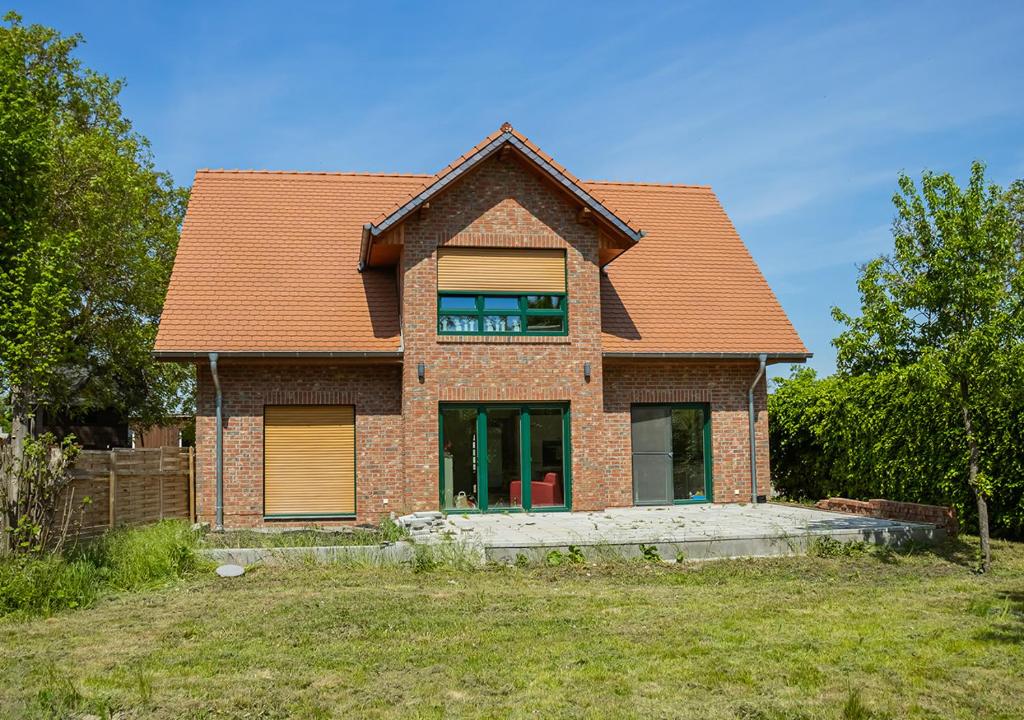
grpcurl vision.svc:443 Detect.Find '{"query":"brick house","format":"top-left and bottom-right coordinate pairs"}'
top-left (154, 124), bottom-right (809, 529)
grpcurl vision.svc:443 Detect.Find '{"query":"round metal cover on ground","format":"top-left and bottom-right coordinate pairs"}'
top-left (216, 564), bottom-right (245, 578)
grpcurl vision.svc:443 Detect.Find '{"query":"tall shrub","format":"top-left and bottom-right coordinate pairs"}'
top-left (769, 366), bottom-right (1024, 540)
top-left (0, 433), bottom-right (81, 555)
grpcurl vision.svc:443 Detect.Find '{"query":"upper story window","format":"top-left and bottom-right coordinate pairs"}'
top-left (438, 293), bottom-right (566, 335)
top-left (436, 247), bottom-right (567, 336)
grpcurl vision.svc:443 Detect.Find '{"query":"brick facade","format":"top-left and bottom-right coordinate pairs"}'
top-left (192, 153), bottom-right (773, 527)
top-left (195, 361), bottom-right (402, 527)
top-left (399, 154), bottom-right (606, 514)
top-left (603, 360), bottom-right (770, 505)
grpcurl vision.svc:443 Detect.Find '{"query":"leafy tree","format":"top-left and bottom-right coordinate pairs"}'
top-left (0, 13), bottom-right (189, 510)
top-left (832, 162), bottom-right (1023, 571)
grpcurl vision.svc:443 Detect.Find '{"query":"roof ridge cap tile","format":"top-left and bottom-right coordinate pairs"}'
top-left (584, 179), bottom-right (712, 190)
top-left (195, 169), bottom-right (434, 178)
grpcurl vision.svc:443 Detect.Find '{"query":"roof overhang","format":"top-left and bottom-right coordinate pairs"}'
top-left (602, 351), bottom-right (812, 365)
top-left (154, 350), bottom-right (403, 361)
top-left (359, 129), bottom-right (644, 270)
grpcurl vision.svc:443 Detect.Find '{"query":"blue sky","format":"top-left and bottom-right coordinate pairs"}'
top-left (22, 1), bottom-right (1024, 378)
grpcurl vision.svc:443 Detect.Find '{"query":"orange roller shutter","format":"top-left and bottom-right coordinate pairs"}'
top-left (264, 406), bottom-right (355, 516)
top-left (437, 248), bottom-right (566, 293)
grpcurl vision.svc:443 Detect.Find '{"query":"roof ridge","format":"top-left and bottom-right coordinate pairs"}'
top-left (364, 124), bottom-right (645, 244)
top-left (584, 179), bottom-right (712, 190)
top-left (195, 169), bottom-right (434, 178)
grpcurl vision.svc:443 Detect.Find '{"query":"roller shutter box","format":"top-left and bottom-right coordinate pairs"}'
top-left (264, 405), bottom-right (355, 516)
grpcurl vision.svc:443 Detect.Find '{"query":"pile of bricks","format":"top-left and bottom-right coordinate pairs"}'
top-left (394, 511), bottom-right (450, 541)
top-left (815, 497), bottom-right (958, 536)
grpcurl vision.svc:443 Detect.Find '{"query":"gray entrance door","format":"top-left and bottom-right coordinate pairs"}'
top-left (630, 406), bottom-right (673, 505)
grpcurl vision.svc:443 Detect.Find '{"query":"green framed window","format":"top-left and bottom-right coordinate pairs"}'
top-left (439, 403), bottom-right (572, 512)
top-left (438, 293), bottom-right (568, 336)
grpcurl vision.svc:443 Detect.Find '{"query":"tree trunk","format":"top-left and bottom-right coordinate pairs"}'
top-left (3, 389), bottom-right (32, 554)
top-left (974, 483), bottom-right (992, 572)
top-left (960, 380), bottom-right (991, 572)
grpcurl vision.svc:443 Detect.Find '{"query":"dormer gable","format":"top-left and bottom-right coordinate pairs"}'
top-left (359, 123), bottom-right (643, 270)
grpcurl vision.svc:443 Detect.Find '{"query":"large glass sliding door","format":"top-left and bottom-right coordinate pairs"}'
top-left (440, 404), bottom-right (570, 512)
top-left (630, 404), bottom-right (712, 505)
top-left (486, 407), bottom-right (522, 509)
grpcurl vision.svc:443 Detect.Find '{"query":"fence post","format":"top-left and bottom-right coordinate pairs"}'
top-left (159, 448), bottom-right (165, 520)
top-left (108, 450), bottom-right (117, 529)
top-left (188, 446), bottom-right (196, 523)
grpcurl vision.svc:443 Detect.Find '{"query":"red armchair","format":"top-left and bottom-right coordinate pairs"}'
top-left (509, 473), bottom-right (563, 507)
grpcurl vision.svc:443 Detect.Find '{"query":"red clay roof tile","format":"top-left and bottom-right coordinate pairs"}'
top-left (154, 170), bottom-right (426, 353)
top-left (588, 181), bottom-right (807, 355)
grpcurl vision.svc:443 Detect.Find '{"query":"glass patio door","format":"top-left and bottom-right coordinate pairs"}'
top-left (440, 404), bottom-right (569, 512)
top-left (440, 407), bottom-right (479, 510)
top-left (631, 404), bottom-right (711, 505)
top-left (485, 407), bottom-right (522, 509)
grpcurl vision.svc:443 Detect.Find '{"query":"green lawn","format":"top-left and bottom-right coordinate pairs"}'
top-left (2, 538), bottom-right (1023, 719)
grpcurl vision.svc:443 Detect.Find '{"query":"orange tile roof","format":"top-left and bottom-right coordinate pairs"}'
top-left (154, 170), bottom-right (428, 354)
top-left (155, 128), bottom-right (808, 357)
top-left (589, 180), bottom-right (808, 356)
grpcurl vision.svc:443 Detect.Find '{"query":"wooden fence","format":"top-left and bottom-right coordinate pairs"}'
top-left (63, 447), bottom-right (194, 537)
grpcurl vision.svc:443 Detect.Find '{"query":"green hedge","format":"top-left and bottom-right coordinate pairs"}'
top-left (769, 367), bottom-right (1024, 538)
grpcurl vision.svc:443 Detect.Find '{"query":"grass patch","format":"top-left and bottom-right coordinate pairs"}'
top-left (76, 520), bottom-right (204, 591)
top-left (0, 520), bottom-right (203, 620)
top-left (0, 555), bottom-right (101, 617)
top-left (0, 536), bottom-right (1022, 718)
top-left (201, 518), bottom-right (406, 549)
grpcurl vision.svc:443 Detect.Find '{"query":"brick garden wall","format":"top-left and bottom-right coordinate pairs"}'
top-left (195, 361), bottom-right (402, 527)
top-left (815, 497), bottom-right (958, 535)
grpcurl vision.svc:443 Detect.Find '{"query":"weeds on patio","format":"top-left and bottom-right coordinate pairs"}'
top-left (201, 517), bottom-right (406, 549)
top-left (411, 537), bottom-right (482, 572)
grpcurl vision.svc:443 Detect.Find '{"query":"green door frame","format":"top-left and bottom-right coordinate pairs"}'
top-left (630, 402), bottom-right (713, 505)
top-left (438, 402), bottom-right (572, 513)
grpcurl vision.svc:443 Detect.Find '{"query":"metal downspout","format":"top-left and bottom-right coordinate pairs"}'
top-left (748, 353), bottom-right (768, 505)
top-left (208, 352), bottom-right (224, 531)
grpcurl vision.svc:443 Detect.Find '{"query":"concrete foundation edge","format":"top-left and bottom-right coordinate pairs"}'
top-left (199, 524), bottom-right (944, 567)
top-left (484, 525), bottom-right (945, 564)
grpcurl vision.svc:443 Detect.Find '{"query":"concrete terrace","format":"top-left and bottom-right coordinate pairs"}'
top-left (441, 503), bottom-right (944, 563)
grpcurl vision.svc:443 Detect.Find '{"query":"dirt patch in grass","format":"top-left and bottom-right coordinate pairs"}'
top-left (200, 519), bottom-right (406, 549)
top-left (1, 537), bottom-right (1022, 719)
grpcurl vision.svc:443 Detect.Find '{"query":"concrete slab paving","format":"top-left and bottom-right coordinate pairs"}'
top-left (440, 503), bottom-right (944, 562)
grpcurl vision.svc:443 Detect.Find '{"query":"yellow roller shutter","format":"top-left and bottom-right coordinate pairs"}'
top-left (437, 248), bottom-right (566, 293)
top-left (264, 405), bottom-right (355, 516)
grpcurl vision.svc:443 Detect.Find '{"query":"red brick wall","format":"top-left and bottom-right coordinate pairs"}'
top-left (603, 360), bottom-right (771, 504)
top-left (195, 361), bottom-right (402, 527)
top-left (399, 153), bottom-right (607, 512)
top-left (815, 498), bottom-right (958, 535)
